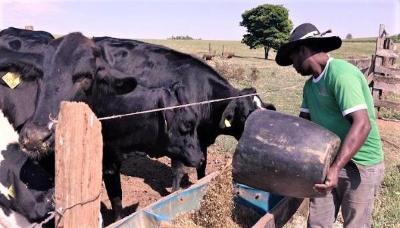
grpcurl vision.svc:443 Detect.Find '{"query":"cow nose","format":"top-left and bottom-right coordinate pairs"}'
top-left (20, 123), bottom-right (52, 152)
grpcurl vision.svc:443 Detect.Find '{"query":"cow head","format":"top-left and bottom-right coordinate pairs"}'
top-left (0, 59), bottom-right (41, 131)
top-left (19, 33), bottom-right (137, 158)
top-left (161, 84), bottom-right (204, 168)
top-left (0, 48), bottom-right (47, 131)
top-left (165, 108), bottom-right (204, 167)
top-left (219, 87), bottom-right (276, 139)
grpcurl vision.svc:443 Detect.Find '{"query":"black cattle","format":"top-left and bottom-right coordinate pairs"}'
top-left (19, 33), bottom-right (204, 220)
top-left (0, 27), bottom-right (54, 225)
top-left (20, 34), bottom-right (275, 220)
top-left (0, 143), bottom-right (53, 225)
top-left (93, 36), bottom-right (276, 181)
top-left (0, 27), bottom-right (53, 131)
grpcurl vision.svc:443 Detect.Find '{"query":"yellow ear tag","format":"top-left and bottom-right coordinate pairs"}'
top-left (0, 183), bottom-right (15, 200)
top-left (2, 72), bottom-right (21, 89)
top-left (7, 185), bottom-right (15, 199)
top-left (224, 119), bottom-right (231, 128)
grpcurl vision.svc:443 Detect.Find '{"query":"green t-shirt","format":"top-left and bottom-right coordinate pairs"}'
top-left (300, 58), bottom-right (383, 166)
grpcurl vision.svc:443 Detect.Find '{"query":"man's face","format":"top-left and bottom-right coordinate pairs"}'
top-left (289, 45), bottom-right (314, 76)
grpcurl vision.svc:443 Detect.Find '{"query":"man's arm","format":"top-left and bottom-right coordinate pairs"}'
top-left (314, 109), bottom-right (371, 193)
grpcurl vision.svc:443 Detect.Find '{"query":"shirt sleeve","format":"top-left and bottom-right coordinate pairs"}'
top-left (300, 84), bottom-right (310, 113)
top-left (329, 72), bottom-right (367, 116)
top-left (300, 99), bottom-right (309, 113)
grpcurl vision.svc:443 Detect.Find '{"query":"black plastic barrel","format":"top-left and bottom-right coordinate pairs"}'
top-left (232, 110), bottom-right (341, 198)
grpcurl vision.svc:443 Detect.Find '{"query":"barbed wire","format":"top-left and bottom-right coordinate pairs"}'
top-left (31, 189), bottom-right (102, 228)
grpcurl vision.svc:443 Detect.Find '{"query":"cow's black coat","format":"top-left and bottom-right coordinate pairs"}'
top-left (0, 27), bottom-right (54, 224)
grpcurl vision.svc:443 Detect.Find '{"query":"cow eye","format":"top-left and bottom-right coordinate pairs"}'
top-left (179, 121), bottom-right (194, 134)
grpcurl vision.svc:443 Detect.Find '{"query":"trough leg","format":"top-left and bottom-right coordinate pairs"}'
top-left (103, 152), bottom-right (123, 221)
top-left (171, 159), bottom-right (185, 192)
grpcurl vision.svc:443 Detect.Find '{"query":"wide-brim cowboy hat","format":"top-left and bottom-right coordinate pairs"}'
top-left (276, 23), bottom-right (342, 66)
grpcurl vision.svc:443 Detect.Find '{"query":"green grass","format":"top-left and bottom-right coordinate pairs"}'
top-left (380, 94), bottom-right (400, 120)
top-left (373, 166), bottom-right (400, 228)
top-left (331, 41), bottom-right (376, 59)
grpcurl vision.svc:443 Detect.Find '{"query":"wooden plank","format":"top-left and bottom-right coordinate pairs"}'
top-left (376, 24), bottom-right (385, 52)
top-left (374, 75), bottom-right (400, 84)
top-left (55, 101), bottom-right (103, 228)
top-left (374, 65), bottom-right (400, 76)
top-left (376, 49), bottom-right (399, 59)
top-left (373, 75), bottom-right (400, 94)
top-left (347, 58), bottom-right (371, 70)
top-left (374, 99), bottom-right (400, 111)
top-left (253, 197), bottom-right (304, 228)
top-left (366, 73), bottom-right (374, 84)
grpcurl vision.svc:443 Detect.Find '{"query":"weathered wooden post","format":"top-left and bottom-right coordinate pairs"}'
top-left (55, 102), bottom-right (103, 227)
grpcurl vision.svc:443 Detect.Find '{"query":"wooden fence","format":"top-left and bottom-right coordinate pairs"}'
top-left (55, 102), bottom-right (103, 227)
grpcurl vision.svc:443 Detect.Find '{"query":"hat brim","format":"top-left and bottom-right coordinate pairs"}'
top-left (275, 36), bottom-right (342, 66)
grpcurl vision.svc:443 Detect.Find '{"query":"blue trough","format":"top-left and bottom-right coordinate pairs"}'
top-left (107, 172), bottom-right (303, 228)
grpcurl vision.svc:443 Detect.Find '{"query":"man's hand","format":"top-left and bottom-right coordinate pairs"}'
top-left (314, 166), bottom-right (340, 194)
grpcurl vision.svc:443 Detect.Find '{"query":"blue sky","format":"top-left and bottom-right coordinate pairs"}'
top-left (0, 0), bottom-right (399, 40)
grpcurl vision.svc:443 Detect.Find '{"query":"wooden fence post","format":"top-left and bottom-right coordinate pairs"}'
top-left (55, 102), bottom-right (103, 227)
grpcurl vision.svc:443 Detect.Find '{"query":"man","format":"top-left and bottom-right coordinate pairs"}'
top-left (275, 23), bottom-right (384, 227)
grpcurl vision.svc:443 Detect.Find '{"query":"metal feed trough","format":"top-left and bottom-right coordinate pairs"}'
top-left (107, 172), bottom-right (302, 228)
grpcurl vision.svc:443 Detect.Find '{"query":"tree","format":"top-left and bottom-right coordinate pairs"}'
top-left (346, 33), bottom-right (353, 39)
top-left (240, 4), bottom-right (293, 60)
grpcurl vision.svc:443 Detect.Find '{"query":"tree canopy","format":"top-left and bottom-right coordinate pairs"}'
top-left (346, 33), bottom-right (353, 39)
top-left (240, 4), bottom-right (293, 59)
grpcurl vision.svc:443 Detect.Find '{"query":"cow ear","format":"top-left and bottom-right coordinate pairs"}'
top-left (219, 101), bottom-right (236, 129)
top-left (96, 65), bottom-right (137, 95)
top-left (0, 50), bottom-right (44, 80)
top-left (263, 103), bottom-right (276, 110)
top-left (157, 91), bottom-right (175, 133)
top-left (110, 76), bottom-right (137, 95)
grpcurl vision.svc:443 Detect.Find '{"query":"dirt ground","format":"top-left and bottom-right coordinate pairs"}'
top-left (99, 144), bottom-right (233, 226)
